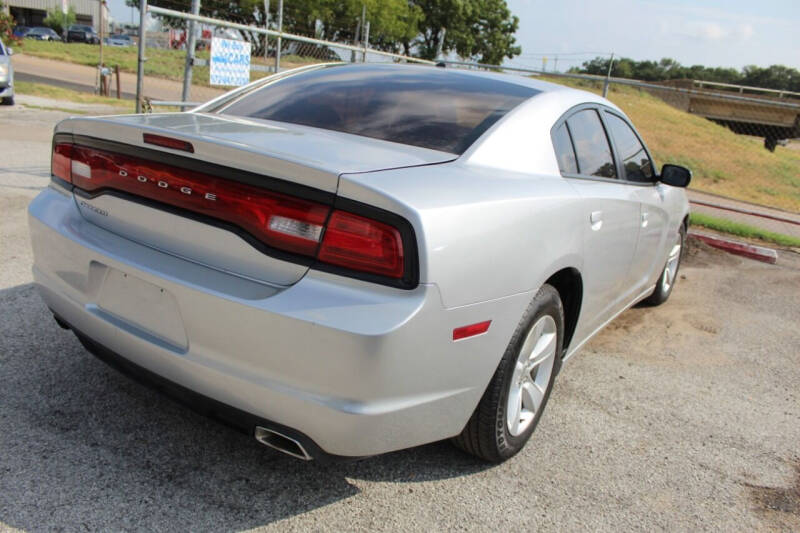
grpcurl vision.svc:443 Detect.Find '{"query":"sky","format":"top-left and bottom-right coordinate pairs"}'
top-left (107, 0), bottom-right (800, 71)
top-left (506, 0), bottom-right (800, 71)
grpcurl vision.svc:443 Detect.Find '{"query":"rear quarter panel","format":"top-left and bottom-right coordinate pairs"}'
top-left (338, 163), bottom-right (585, 309)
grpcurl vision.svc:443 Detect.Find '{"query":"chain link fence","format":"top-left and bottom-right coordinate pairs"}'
top-left (136, 5), bottom-right (431, 111)
top-left (132, 6), bottom-right (800, 244)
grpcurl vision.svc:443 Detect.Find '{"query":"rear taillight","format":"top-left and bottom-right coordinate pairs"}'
top-left (52, 141), bottom-right (414, 285)
top-left (52, 143), bottom-right (73, 183)
top-left (318, 211), bottom-right (404, 278)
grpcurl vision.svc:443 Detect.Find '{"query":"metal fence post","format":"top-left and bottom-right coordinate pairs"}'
top-left (602, 52), bottom-right (614, 98)
top-left (264, 0), bottom-right (269, 62)
top-left (275, 0), bottom-right (282, 72)
top-left (181, 0), bottom-right (201, 106)
top-left (135, 0), bottom-right (147, 113)
top-left (362, 21), bottom-right (369, 63)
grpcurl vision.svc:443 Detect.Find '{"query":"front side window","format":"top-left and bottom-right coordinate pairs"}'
top-left (605, 113), bottom-right (654, 183)
top-left (218, 64), bottom-right (538, 154)
top-left (566, 110), bottom-right (616, 179)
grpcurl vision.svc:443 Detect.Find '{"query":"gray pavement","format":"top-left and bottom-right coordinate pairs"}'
top-left (1, 106), bottom-right (799, 532)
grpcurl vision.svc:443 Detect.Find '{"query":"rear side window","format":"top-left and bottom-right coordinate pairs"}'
top-left (552, 123), bottom-right (578, 174)
top-left (566, 110), bottom-right (616, 179)
top-left (605, 113), bottom-right (654, 183)
top-left (219, 64), bottom-right (538, 154)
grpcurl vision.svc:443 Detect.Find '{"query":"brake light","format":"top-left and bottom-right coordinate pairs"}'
top-left (51, 141), bottom-right (414, 284)
top-left (52, 143), bottom-right (73, 182)
top-left (318, 211), bottom-right (404, 278)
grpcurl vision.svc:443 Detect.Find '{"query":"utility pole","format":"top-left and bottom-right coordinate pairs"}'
top-left (362, 21), bottom-right (369, 62)
top-left (181, 0), bottom-right (200, 105)
top-left (602, 52), bottom-right (615, 98)
top-left (274, 0), bottom-right (282, 72)
top-left (135, 0), bottom-right (147, 113)
top-left (554, 55), bottom-right (558, 73)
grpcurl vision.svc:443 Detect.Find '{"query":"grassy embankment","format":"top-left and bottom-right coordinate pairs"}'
top-left (543, 76), bottom-right (800, 214)
top-left (14, 80), bottom-right (135, 114)
top-left (16, 39), bottom-right (321, 86)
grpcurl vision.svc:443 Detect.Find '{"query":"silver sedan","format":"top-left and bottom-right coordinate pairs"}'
top-left (28, 63), bottom-right (690, 462)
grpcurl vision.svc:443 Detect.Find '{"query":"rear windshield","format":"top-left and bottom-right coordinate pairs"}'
top-left (219, 64), bottom-right (538, 154)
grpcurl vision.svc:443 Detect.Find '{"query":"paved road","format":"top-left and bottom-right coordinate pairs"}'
top-left (688, 189), bottom-right (800, 241)
top-left (1, 106), bottom-right (799, 532)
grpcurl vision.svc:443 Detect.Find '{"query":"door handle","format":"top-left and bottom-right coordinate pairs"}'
top-left (641, 211), bottom-right (649, 228)
top-left (590, 210), bottom-right (603, 231)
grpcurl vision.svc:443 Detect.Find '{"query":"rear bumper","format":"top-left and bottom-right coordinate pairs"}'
top-left (28, 186), bottom-right (531, 457)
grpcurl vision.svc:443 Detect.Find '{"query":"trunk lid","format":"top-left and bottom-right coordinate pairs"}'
top-left (58, 113), bottom-right (454, 286)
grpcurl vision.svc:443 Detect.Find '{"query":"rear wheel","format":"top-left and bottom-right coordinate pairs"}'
top-left (641, 225), bottom-right (685, 306)
top-left (452, 284), bottom-right (563, 462)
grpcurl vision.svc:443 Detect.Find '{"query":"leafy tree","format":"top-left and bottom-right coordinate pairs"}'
top-left (0, 1), bottom-right (17, 46)
top-left (408, 0), bottom-right (521, 64)
top-left (573, 55), bottom-right (800, 92)
top-left (43, 5), bottom-right (77, 37)
top-left (134, 0), bottom-right (519, 63)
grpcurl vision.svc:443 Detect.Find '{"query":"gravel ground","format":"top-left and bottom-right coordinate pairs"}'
top-left (1, 106), bottom-right (799, 532)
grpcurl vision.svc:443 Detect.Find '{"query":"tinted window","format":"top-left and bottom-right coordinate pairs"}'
top-left (566, 109), bottom-right (616, 179)
top-left (219, 64), bottom-right (538, 154)
top-left (605, 113), bottom-right (654, 182)
top-left (552, 123), bottom-right (577, 174)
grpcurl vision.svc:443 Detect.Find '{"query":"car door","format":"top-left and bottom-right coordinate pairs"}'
top-left (552, 107), bottom-right (641, 336)
top-left (602, 110), bottom-right (669, 292)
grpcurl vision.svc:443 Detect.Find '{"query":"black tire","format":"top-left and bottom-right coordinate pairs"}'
top-left (641, 224), bottom-right (686, 307)
top-left (1, 96), bottom-right (13, 106)
top-left (452, 284), bottom-right (564, 462)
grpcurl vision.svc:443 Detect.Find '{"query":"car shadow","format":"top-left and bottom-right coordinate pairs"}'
top-left (0, 283), bottom-right (490, 531)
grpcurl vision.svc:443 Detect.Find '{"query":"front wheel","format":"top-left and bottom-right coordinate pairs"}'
top-left (641, 224), bottom-right (685, 306)
top-left (1, 96), bottom-right (14, 106)
top-left (452, 284), bottom-right (564, 462)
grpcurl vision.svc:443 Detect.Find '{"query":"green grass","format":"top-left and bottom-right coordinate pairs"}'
top-left (543, 76), bottom-right (800, 213)
top-left (17, 40), bottom-right (323, 87)
top-left (689, 212), bottom-right (800, 248)
top-left (15, 80), bottom-right (134, 110)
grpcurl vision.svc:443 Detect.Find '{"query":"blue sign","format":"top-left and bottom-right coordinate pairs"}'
top-left (210, 38), bottom-right (251, 86)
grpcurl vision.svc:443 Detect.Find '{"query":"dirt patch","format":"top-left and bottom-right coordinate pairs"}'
top-left (683, 235), bottom-right (742, 268)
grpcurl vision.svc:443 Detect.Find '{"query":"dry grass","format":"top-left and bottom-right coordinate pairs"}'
top-left (544, 77), bottom-right (800, 213)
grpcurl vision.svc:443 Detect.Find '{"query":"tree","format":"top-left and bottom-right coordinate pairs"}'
top-left (0, 1), bottom-right (16, 46)
top-left (134, 0), bottom-right (421, 57)
top-left (43, 5), bottom-right (77, 37)
top-left (409, 0), bottom-right (521, 64)
top-left (573, 56), bottom-right (800, 92)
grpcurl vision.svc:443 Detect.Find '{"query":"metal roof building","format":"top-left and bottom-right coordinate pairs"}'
top-left (3, 0), bottom-right (99, 29)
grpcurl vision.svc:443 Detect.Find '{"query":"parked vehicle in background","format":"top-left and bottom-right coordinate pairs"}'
top-left (12, 26), bottom-right (30, 39)
top-left (67, 25), bottom-right (99, 44)
top-left (29, 64), bottom-right (691, 463)
top-left (105, 33), bottom-right (133, 47)
top-left (25, 27), bottom-right (63, 42)
top-left (0, 40), bottom-right (14, 105)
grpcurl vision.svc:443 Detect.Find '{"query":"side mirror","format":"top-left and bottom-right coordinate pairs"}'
top-left (660, 164), bottom-right (691, 188)
top-left (7, 48), bottom-right (13, 56)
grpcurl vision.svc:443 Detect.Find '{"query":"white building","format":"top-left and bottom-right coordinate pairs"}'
top-left (3, 0), bottom-right (102, 30)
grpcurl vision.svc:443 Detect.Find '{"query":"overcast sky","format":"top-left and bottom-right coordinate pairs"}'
top-left (108, 0), bottom-right (799, 71)
top-left (506, 0), bottom-right (800, 71)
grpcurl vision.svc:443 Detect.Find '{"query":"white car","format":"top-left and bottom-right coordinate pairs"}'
top-left (0, 40), bottom-right (14, 106)
top-left (28, 64), bottom-right (690, 462)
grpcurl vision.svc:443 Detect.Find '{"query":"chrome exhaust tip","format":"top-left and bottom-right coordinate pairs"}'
top-left (254, 426), bottom-right (312, 461)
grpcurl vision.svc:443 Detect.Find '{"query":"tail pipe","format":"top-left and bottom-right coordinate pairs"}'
top-left (254, 426), bottom-right (313, 461)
